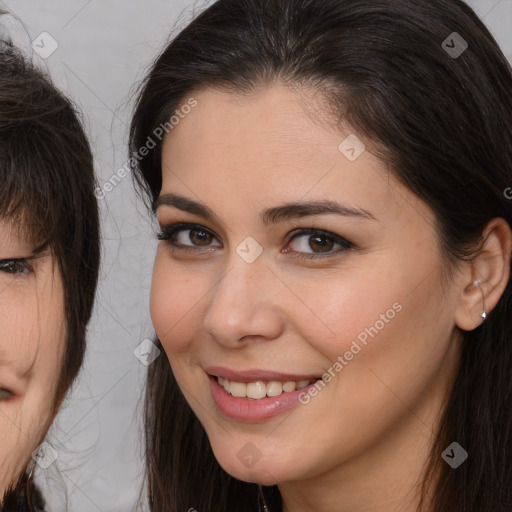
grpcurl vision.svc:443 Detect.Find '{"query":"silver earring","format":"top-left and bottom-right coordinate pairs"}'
top-left (473, 281), bottom-right (487, 320)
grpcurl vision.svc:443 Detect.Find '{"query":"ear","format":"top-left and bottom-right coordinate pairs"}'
top-left (455, 217), bottom-right (512, 331)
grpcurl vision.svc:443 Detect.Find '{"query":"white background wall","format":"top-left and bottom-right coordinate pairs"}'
top-left (0, 1), bottom-right (510, 510)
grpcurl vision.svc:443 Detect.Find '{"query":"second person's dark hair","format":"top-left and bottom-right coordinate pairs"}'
top-left (0, 33), bottom-right (100, 509)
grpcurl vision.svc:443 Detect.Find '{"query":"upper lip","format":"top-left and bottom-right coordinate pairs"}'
top-left (204, 366), bottom-right (321, 383)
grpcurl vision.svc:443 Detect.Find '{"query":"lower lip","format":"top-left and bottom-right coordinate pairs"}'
top-left (209, 376), bottom-right (316, 422)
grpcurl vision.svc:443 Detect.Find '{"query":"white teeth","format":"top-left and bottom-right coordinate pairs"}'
top-left (266, 381), bottom-right (283, 397)
top-left (229, 381), bottom-right (247, 398)
top-left (282, 381), bottom-right (296, 392)
top-left (218, 377), bottom-right (314, 399)
top-left (219, 375), bottom-right (229, 392)
top-left (247, 381), bottom-right (267, 400)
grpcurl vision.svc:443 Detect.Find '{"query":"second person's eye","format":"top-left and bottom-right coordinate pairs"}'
top-left (0, 259), bottom-right (32, 276)
top-left (0, 388), bottom-right (15, 401)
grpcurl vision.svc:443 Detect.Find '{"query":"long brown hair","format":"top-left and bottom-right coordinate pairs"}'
top-left (0, 30), bottom-right (100, 510)
top-left (130, 0), bottom-right (512, 510)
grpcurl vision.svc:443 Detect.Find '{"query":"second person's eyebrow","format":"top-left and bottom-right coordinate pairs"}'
top-left (156, 193), bottom-right (376, 225)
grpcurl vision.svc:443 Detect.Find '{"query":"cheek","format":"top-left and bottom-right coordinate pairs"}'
top-left (286, 254), bottom-right (451, 418)
top-left (0, 298), bottom-right (64, 494)
top-left (0, 418), bottom-right (29, 495)
top-left (281, 266), bottom-right (405, 363)
top-left (310, 267), bottom-right (451, 416)
top-left (297, 245), bottom-right (444, 360)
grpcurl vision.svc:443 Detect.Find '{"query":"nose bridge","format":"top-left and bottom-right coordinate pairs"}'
top-left (202, 250), bottom-right (283, 345)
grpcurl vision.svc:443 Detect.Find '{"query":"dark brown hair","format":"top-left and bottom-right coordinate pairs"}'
top-left (130, 0), bottom-right (512, 510)
top-left (0, 34), bottom-right (100, 510)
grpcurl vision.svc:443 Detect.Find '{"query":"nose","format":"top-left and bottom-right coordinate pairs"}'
top-left (202, 256), bottom-right (285, 347)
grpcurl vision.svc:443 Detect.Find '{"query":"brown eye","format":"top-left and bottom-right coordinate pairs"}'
top-left (308, 235), bottom-right (335, 253)
top-left (189, 229), bottom-right (214, 246)
top-left (157, 223), bottom-right (222, 250)
top-left (287, 229), bottom-right (352, 257)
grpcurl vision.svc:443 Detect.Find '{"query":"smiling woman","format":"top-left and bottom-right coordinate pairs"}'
top-left (130, 1), bottom-right (512, 511)
top-left (0, 22), bottom-right (100, 511)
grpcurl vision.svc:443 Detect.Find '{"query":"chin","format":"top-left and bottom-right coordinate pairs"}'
top-left (221, 461), bottom-right (282, 486)
top-left (210, 443), bottom-right (291, 486)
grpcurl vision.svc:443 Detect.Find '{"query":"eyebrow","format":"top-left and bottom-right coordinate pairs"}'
top-left (156, 193), bottom-right (375, 225)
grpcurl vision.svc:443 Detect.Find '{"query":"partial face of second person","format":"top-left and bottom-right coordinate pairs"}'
top-left (151, 85), bottom-right (480, 503)
top-left (0, 221), bottom-right (65, 495)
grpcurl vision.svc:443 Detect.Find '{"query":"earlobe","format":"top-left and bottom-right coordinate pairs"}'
top-left (455, 280), bottom-right (488, 331)
top-left (454, 218), bottom-right (512, 332)
top-left (472, 280), bottom-right (487, 320)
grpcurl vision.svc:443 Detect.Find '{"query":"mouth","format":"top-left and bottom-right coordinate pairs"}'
top-left (216, 376), bottom-right (318, 400)
top-left (205, 367), bottom-right (323, 422)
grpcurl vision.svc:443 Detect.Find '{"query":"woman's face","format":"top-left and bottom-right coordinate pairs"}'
top-left (152, 85), bottom-right (463, 487)
top-left (0, 221), bottom-right (65, 496)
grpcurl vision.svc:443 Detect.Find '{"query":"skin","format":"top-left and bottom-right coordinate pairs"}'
top-left (0, 220), bottom-right (65, 498)
top-left (151, 85), bottom-right (511, 512)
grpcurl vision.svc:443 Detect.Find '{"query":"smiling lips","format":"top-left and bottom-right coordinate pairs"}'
top-left (218, 376), bottom-right (313, 399)
top-left (206, 367), bottom-right (322, 421)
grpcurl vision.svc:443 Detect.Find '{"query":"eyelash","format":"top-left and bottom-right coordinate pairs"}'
top-left (157, 222), bottom-right (354, 260)
top-left (0, 259), bottom-right (33, 276)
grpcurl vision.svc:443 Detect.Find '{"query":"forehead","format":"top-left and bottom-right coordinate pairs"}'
top-left (160, 86), bottom-right (434, 227)
top-left (161, 86), bottom-right (361, 193)
top-left (0, 218), bottom-right (36, 250)
top-left (167, 85), bottom-right (338, 156)
top-left (0, 204), bottom-right (52, 255)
